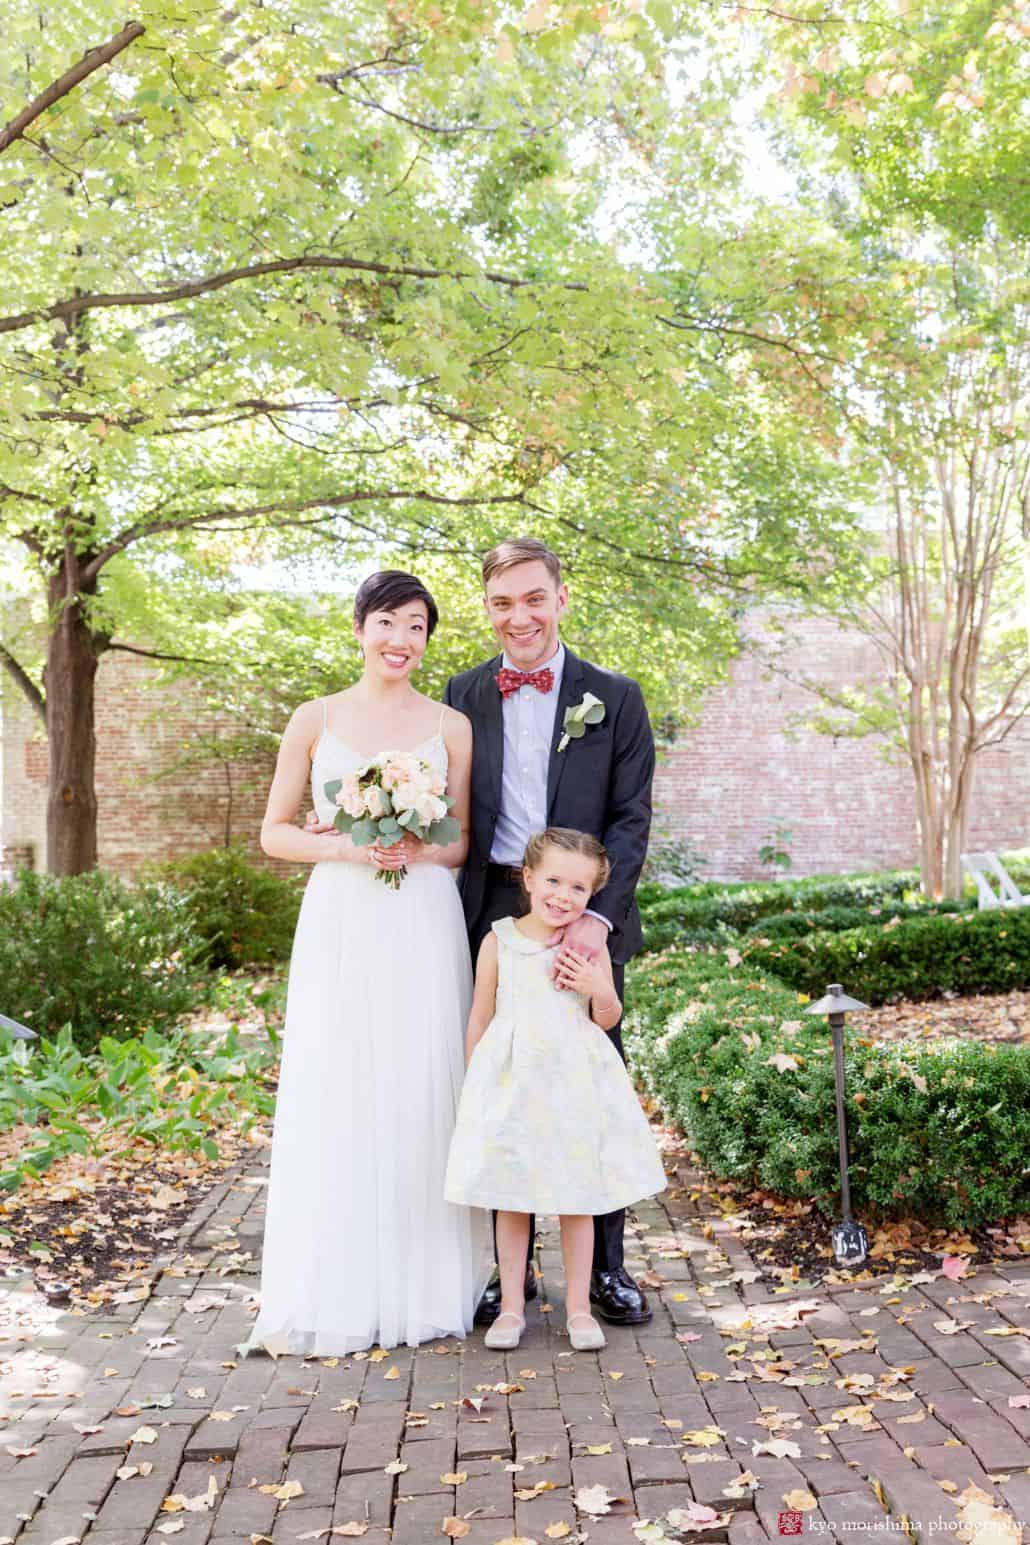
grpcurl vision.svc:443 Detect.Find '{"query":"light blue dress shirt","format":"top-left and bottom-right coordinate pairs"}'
top-left (489, 642), bottom-right (610, 928)
top-left (490, 643), bottom-right (564, 864)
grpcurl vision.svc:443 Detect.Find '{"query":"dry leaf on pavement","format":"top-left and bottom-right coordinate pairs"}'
top-left (575, 1483), bottom-right (614, 1515)
top-left (667, 1502), bottom-right (731, 1531)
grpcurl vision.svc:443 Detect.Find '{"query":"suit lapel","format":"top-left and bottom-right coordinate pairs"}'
top-left (476, 655), bottom-right (504, 824)
top-left (546, 648), bottom-right (586, 817)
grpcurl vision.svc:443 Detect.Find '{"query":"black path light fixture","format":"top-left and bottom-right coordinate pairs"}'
top-left (0, 1012), bottom-right (36, 1042)
top-left (805, 982), bottom-right (869, 1268)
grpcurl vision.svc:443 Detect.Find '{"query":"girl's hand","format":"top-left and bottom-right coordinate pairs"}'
top-left (553, 947), bottom-right (607, 997)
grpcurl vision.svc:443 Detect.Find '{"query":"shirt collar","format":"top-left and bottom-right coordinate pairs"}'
top-left (501, 641), bottom-right (564, 688)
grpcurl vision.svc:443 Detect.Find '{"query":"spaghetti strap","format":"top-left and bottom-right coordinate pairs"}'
top-left (437, 702), bottom-right (446, 738)
top-left (321, 698), bottom-right (328, 731)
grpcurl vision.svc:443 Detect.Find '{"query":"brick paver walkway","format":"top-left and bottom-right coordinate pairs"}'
top-left (2, 1152), bottom-right (1028, 1545)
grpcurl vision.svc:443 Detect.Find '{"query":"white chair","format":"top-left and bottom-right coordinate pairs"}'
top-left (961, 850), bottom-right (1030, 910)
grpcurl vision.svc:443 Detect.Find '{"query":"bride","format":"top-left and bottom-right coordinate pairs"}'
top-left (249, 570), bottom-right (491, 1355)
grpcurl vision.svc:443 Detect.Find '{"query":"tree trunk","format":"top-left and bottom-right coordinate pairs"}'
top-left (44, 558), bottom-right (104, 876)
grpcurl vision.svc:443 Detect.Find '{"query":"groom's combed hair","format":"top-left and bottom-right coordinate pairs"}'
top-left (523, 827), bottom-right (611, 891)
top-left (353, 570), bottom-right (439, 639)
top-left (482, 538), bottom-right (562, 588)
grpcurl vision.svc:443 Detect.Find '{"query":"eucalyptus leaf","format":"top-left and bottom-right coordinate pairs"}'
top-left (428, 816), bottom-right (461, 846)
top-left (349, 819), bottom-right (379, 846)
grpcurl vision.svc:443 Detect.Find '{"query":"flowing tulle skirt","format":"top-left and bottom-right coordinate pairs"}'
top-left (248, 860), bottom-right (492, 1355)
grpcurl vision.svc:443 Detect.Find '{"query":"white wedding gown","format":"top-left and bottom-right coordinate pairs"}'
top-left (248, 722), bottom-right (492, 1355)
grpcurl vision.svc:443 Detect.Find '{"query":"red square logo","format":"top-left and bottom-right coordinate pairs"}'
top-left (778, 1512), bottom-right (804, 1536)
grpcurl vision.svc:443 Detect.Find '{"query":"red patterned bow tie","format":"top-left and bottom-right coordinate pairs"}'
top-left (496, 666), bottom-right (555, 699)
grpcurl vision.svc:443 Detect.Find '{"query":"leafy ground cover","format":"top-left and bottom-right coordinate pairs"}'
top-left (0, 976), bottom-right (281, 1305)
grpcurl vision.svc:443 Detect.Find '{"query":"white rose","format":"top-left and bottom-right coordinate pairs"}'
top-left (391, 780), bottom-right (419, 812)
top-left (363, 785), bottom-right (390, 818)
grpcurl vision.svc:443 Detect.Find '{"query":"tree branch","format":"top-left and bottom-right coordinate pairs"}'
top-left (0, 254), bottom-right (585, 337)
top-left (0, 640), bottom-right (45, 722)
top-left (0, 22), bottom-right (146, 157)
top-left (106, 641), bottom-right (219, 667)
top-left (81, 487), bottom-right (531, 580)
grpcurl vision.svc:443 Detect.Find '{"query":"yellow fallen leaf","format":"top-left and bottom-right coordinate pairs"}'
top-left (545, 1525), bottom-right (572, 1539)
top-left (383, 1367), bottom-right (399, 1381)
top-left (442, 1521), bottom-right (470, 1539)
top-left (332, 1526), bottom-right (368, 1538)
top-left (607, 1371), bottom-right (624, 1381)
top-left (383, 1461), bottom-right (407, 1476)
top-left (897, 1413), bottom-right (926, 1424)
top-left (369, 1348), bottom-right (390, 1362)
top-left (682, 1427), bottom-right (723, 1447)
top-left (584, 1443), bottom-right (613, 1455)
top-left (164, 1477), bottom-right (220, 1514)
top-left (515, 1480), bottom-right (557, 1500)
top-left (209, 1411), bottom-right (236, 1422)
top-left (940, 1481), bottom-right (958, 1493)
top-left (258, 1480), bottom-right (304, 1501)
top-left (129, 1426), bottom-right (158, 1444)
top-left (783, 1490), bottom-right (818, 1512)
top-left (440, 1472), bottom-right (468, 1486)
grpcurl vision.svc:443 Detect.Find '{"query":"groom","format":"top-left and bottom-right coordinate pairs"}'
top-left (445, 536), bottom-right (655, 1326)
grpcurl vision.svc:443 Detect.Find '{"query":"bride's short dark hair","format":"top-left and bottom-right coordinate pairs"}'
top-left (354, 570), bottom-right (440, 639)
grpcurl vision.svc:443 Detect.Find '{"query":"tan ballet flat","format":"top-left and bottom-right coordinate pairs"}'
top-left (567, 1312), bottom-right (606, 1351)
top-left (484, 1311), bottom-right (525, 1350)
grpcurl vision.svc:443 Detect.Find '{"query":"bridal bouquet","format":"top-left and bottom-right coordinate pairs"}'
top-left (325, 752), bottom-right (460, 890)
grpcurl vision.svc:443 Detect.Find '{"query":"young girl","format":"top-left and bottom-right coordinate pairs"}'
top-left (444, 827), bottom-right (666, 1351)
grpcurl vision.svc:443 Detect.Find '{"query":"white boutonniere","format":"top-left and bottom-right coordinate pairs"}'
top-left (558, 691), bottom-right (606, 752)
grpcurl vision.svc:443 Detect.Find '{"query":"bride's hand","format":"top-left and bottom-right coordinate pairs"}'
top-left (370, 833), bottom-right (421, 870)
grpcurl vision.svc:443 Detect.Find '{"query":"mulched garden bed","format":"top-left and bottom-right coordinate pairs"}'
top-left (0, 1109), bottom-right (274, 1310)
top-left (849, 987), bottom-right (1029, 1044)
top-left (0, 1125), bottom-right (271, 1306)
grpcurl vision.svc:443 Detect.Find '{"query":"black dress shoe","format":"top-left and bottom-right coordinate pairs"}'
top-left (474, 1267), bottom-right (538, 1326)
top-left (589, 1266), bottom-right (652, 1325)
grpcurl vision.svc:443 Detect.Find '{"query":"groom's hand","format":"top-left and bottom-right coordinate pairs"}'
top-left (552, 913), bottom-right (608, 988)
top-left (303, 809), bottom-right (336, 835)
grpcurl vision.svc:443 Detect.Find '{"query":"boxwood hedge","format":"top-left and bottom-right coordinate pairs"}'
top-left (745, 907), bottom-right (1030, 1005)
top-left (625, 944), bottom-right (1030, 1229)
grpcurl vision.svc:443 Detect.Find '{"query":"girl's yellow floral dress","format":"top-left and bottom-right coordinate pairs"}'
top-left (444, 917), bottom-right (666, 1216)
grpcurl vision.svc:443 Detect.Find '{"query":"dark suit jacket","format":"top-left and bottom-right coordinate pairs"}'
top-left (443, 648), bottom-right (654, 964)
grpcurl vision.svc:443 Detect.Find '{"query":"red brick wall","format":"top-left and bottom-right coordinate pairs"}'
top-left (91, 653), bottom-right (282, 876)
top-left (653, 615), bottom-right (1030, 880)
top-left (3, 617), bottom-right (1028, 880)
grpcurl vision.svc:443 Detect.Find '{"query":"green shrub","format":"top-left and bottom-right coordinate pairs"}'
top-left (639, 870), bottom-right (921, 953)
top-left (152, 845), bottom-right (302, 969)
top-left (626, 945), bottom-right (1030, 1229)
top-left (0, 869), bottom-right (205, 1050)
top-left (745, 907), bottom-right (1030, 1005)
top-left (749, 898), bottom-right (968, 940)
